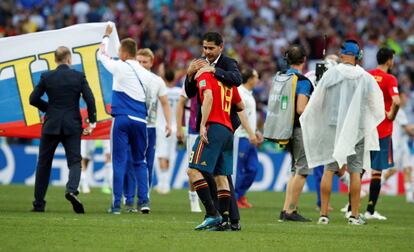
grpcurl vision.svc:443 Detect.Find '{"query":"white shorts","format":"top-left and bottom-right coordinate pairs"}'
top-left (394, 145), bottom-right (412, 171)
top-left (81, 140), bottom-right (96, 160)
top-left (156, 129), bottom-right (177, 159)
top-left (187, 134), bottom-right (198, 163)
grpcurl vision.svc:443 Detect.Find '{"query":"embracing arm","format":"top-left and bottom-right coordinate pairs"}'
top-left (184, 75), bottom-right (198, 98)
top-left (214, 58), bottom-right (242, 87)
top-left (185, 59), bottom-right (208, 98)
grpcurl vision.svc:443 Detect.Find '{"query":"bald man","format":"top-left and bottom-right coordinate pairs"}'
top-left (30, 46), bottom-right (97, 214)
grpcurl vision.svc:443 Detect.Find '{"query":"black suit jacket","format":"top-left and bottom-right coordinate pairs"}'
top-left (29, 64), bottom-right (97, 135)
top-left (184, 54), bottom-right (242, 131)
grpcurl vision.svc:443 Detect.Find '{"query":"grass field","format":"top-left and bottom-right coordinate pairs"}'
top-left (0, 185), bottom-right (413, 251)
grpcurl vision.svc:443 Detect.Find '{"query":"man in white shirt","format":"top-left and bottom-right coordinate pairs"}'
top-left (155, 69), bottom-right (181, 194)
top-left (234, 68), bottom-right (263, 208)
top-left (98, 24), bottom-right (154, 214)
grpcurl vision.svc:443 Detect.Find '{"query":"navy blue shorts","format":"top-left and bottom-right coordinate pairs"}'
top-left (370, 136), bottom-right (394, 171)
top-left (188, 123), bottom-right (234, 176)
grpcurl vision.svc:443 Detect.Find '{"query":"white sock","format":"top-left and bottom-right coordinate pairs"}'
top-left (161, 170), bottom-right (170, 189)
top-left (404, 182), bottom-right (412, 192)
top-left (380, 172), bottom-right (388, 186)
top-left (189, 191), bottom-right (198, 201)
top-left (81, 170), bottom-right (88, 185)
top-left (339, 173), bottom-right (350, 187)
top-left (158, 169), bottom-right (166, 188)
top-left (405, 182), bottom-right (413, 201)
top-left (103, 162), bottom-right (112, 188)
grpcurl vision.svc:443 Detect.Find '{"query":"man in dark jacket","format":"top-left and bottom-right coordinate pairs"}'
top-left (184, 32), bottom-right (242, 230)
top-left (29, 46), bottom-right (96, 214)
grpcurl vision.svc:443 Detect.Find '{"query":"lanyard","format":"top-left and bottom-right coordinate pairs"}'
top-left (125, 61), bottom-right (147, 97)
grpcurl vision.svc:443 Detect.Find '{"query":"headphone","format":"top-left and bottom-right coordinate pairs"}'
top-left (341, 39), bottom-right (363, 61)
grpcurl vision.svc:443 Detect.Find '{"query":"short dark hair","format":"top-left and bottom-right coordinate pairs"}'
top-left (120, 38), bottom-right (137, 57)
top-left (241, 68), bottom-right (255, 83)
top-left (285, 45), bottom-right (306, 65)
top-left (202, 32), bottom-right (223, 46)
top-left (164, 68), bottom-right (175, 82)
top-left (54, 46), bottom-right (71, 63)
top-left (376, 47), bottom-right (395, 65)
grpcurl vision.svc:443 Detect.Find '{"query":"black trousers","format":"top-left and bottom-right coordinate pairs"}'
top-left (33, 132), bottom-right (82, 207)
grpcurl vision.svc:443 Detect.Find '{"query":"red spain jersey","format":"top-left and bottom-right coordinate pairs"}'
top-left (368, 68), bottom-right (399, 138)
top-left (196, 72), bottom-right (242, 131)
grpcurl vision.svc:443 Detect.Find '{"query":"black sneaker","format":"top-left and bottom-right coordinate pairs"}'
top-left (31, 200), bottom-right (45, 212)
top-left (278, 210), bottom-right (287, 222)
top-left (230, 222), bottom-right (241, 231)
top-left (208, 222), bottom-right (231, 231)
top-left (65, 192), bottom-right (85, 214)
top-left (285, 211), bottom-right (311, 222)
top-left (139, 202), bottom-right (150, 214)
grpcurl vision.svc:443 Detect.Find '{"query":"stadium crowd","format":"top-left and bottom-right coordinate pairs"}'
top-left (2, 0), bottom-right (414, 125)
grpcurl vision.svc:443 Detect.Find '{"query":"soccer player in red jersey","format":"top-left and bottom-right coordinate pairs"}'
top-left (187, 70), bottom-right (244, 231)
top-left (366, 47), bottom-right (400, 220)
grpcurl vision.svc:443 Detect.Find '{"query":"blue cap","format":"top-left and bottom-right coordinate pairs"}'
top-left (341, 41), bottom-right (360, 56)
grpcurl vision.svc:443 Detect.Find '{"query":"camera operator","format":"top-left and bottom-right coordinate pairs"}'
top-left (299, 40), bottom-right (385, 225)
top-left (304, 54), bottom-right (350, 211)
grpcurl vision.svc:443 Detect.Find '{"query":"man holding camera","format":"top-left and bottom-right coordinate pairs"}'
top-left (300, 40), bottom-right (385, 225)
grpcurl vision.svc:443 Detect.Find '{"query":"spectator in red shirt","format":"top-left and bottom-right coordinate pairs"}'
top-left (366, 47), bottom-right (400, 220)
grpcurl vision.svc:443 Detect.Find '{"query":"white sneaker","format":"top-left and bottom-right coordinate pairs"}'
top-left (81, 183), bottom-right (91, 194)
top-left (364, 211), bottom-right (387, 220)
top-left (345, 211), bottom-right (352, 219)
top-left (340, 203), bottom-right (349, 213)
top-left (189, 191), bottom-right (202, 213)
top-left (360, 189), bottom-right (368, 198)
top-left (155, 185), bottom-right (170, 194)
top-left (406, 192), bottom-right (414, 203)
top-left (348, 215), bottom-right (367, 225)
top-left (317, 216), bottom-right (329, 225)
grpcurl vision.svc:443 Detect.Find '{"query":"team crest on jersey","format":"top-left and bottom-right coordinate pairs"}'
top-left (374, 76), bottom-right (383, 82)
top-left (199, 79), bottom-right (206, 88)
top-left (200, 161), bottom-right (207, 166)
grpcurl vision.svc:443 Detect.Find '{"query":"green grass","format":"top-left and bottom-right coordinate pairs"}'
top-left (0, 185), bottom-right (413, 251)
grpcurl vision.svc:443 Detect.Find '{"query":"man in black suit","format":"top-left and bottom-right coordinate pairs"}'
top-left (185, 32), bottom-right (242, 230)
top-left (29, 46), bottom-right (96, 214)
